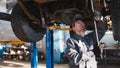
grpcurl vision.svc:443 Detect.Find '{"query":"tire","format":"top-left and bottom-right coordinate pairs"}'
top-left (11, 1), bottom-right (46, 42)
top-left (111, 0), bottom-right (120, 41)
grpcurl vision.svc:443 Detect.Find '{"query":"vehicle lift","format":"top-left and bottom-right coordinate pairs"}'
top-left (30, 24), bottom-right (71, 68)
top-left (30, 27), bottom-right (54, 68)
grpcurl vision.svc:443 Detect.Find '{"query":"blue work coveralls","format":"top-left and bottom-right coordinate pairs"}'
top-left (65, 20), bottom-right (108, 68)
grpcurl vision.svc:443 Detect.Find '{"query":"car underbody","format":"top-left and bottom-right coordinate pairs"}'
top-left (0, 0), bottom-right (120, 42)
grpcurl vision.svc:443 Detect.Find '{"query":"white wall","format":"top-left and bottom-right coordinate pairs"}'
top-left (0, 0), bottom-right (7, 12)
top-left (0, 0), bottom-right (20, 41)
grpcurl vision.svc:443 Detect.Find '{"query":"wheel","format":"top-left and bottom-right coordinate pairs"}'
top-left (11, 1), bottom-right (46, 42)
top-left (111, 0), bottom-right (120, 41)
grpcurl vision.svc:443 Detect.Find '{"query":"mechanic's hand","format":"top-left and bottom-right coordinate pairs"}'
top-left (87, 51), bottom-right (94, 57)
top-left (93, 11), bottom-right (103, 21)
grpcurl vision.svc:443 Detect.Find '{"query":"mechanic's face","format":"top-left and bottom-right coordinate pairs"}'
top-left (73, 20), bottom-right (85, 32)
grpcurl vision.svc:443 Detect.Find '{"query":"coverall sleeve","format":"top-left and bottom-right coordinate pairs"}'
top-left (87, 20), bottom-right (108, 44)
top-left (65, 38), bottom-right (83, 65)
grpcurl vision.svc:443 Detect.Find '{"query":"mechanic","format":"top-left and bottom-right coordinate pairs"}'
top-left (65, 11), bottom-right (108, 68)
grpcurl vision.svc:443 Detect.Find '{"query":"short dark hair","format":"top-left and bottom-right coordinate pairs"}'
top-left (73, 14), bottom-right (83, 23)
top-left (72, 14), bottom-right (83, 27)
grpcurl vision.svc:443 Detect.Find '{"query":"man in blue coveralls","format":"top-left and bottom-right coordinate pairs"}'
top-left (65, 10), bottom-right (108, 68)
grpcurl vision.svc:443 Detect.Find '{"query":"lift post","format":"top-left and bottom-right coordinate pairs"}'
top-left (46, 27), bottom-right (54, 68)
top-left (30, 42), bottom-right (38, 68)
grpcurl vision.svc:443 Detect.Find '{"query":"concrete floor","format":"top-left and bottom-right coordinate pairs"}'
top-left (0, 60), bottom-right (68, 68)
top-left (0, 60), bottom-right (120, 68)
